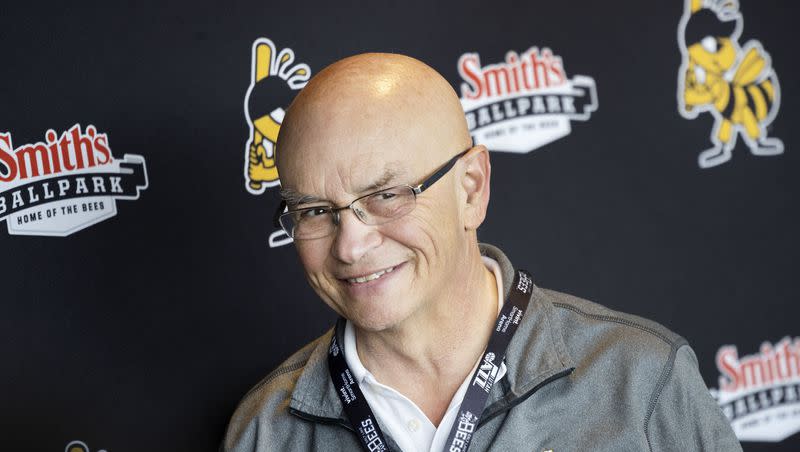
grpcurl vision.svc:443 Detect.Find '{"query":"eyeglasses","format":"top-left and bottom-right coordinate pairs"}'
top-left (274, 147), bottom-right (471, 240)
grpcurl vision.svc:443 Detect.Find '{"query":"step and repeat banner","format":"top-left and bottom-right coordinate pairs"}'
top-left (1, 0), bottom-right (797, 451)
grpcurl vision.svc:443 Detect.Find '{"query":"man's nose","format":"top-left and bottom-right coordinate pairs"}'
top-left (331, 208), bottom-right (381, 264)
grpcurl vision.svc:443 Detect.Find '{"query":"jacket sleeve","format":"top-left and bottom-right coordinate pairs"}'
top-left (646, 344), bottom-right (742, 451)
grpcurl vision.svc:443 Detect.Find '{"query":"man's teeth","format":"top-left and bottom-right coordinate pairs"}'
top-left (348, 266), bottom-right (395, 284)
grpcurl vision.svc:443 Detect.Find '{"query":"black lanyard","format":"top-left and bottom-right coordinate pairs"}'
top-left (328, 269), bottom-right (534, 452)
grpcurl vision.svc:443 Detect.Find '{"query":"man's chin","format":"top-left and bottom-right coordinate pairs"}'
top-left (348, 311), bottom-right (408, 334)
top-left (337, 262), bottom-right (417, 331)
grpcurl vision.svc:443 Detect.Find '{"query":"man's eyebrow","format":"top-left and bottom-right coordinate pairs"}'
top-left (279, 188), bottom-right (325, 207)
top-left (280, 167), bottom-right (408, 207)
top-left (356, 168), bottom-right (405, 193)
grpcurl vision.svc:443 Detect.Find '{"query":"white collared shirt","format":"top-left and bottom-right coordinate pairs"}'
top-left (343, 256), bottom-right (506, 452)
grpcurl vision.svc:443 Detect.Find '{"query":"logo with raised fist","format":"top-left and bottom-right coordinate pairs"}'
top-left (243, 38), bottom-right (311, 248)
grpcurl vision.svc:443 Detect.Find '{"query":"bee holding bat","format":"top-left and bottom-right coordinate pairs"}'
top-left (244, 38), bottom-right (310, 193)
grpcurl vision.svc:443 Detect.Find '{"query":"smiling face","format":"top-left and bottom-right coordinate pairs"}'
top-left (276, 54), bottom-right (475, 332)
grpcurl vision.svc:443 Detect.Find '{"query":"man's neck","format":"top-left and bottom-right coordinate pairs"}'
top-left (353, 245), bottom-right (499, 425)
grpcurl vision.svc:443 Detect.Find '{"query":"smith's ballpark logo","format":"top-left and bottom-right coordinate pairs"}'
top-left (711, 336), bottom-right (800, 442)
top-left (244, 37), bottom-right (310, 248)
top-left (457, 47), bottom-right (598, 154)
top-left (678, 0), bottom-right (783, 168)
top-left (0, 124), bottom-right (147, 236)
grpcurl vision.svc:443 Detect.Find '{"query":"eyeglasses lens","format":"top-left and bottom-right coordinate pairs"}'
top-left (281, 186), bottom-right (417, 239)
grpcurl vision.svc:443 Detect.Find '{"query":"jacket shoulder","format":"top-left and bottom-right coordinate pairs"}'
top-left (539, 288), bottom-right (708, 443)
top-left (542, 288), bottom-right (686, 351)
top-left (222, 330), bottom-right (330, 452)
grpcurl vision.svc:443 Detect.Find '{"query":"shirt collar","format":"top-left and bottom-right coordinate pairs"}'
top-left (342, 318), bottom-right (370, 385)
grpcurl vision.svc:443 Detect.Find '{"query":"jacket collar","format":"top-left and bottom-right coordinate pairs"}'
top-left (288, 243), bottom-right (575, 424)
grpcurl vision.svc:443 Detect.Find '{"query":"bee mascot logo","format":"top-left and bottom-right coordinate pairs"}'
top-left (244, 38), bottom-right (310, 246)
top-left (678, 0), bottom-right (783, 168)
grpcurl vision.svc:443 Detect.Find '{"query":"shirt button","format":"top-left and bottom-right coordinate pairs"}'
top-left (407, 418), bottom-right (420, 432)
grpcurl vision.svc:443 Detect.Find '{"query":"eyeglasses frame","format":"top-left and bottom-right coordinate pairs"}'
top-left (273, 147), bottom-right (473, 238)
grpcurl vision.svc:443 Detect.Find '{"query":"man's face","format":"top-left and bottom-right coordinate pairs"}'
top-left (278, 127), bottom-right (466, 333)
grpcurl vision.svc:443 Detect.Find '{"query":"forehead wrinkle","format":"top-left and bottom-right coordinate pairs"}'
top-left (279, 187), bottom-right (326, 207)
top-left (357, 167), bottom-right (402, 193)
top-left (280, 161), bottom-right (411, 207)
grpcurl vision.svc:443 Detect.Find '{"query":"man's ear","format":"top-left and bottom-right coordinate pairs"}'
top-left (460, 145), bottom-right (491, 230)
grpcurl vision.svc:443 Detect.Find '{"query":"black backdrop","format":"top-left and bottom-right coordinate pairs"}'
top-left (1, 1), bottom-right (797, 451)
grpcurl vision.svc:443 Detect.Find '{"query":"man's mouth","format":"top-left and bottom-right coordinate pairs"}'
top-left (344, 265), bottom-right (398, 284)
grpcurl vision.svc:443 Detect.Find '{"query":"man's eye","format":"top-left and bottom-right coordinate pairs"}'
top-left (374, 192), bottom-right (396, 201)
top-left (701, 36), bottom-right (718, 53)
top-left (300, 208), bottom-right (329, 219)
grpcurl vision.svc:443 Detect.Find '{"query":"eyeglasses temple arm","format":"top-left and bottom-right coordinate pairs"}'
top-left (273, 200), bottom-right (287, 228)
top-left (415, 148), bottom-right (471, 193)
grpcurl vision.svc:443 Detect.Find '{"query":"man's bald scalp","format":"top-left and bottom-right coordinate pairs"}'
top-left (275, 53), bottom-right (471, 172)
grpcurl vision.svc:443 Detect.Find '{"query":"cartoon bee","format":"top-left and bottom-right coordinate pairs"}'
top-left (678, 0), bottom-right (783, 168)
top-left (244, 38), bottom-right (310, 193)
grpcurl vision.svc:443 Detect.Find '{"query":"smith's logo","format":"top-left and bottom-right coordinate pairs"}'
top-left (677, 0), bottom-right (783, 168)
top-left (0, 125), bottom-right (147, 236)
top-left (244, 37), bottom-right (311, 247)
top-left (457, 47), bottom-right (597, 154)
top-left (711, 337), bottom-right (800, 442)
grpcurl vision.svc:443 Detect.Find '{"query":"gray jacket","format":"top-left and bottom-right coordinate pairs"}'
top-left (223, 244), bottom-right (742, 451)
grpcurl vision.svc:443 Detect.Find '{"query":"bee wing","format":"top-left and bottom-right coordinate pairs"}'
top-left (732, 47), bottom-right (766, 86)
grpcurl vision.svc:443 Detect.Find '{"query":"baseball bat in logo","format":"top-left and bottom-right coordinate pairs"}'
top-left (457, 47), bottom-right (598, 154)
top-left (0, 125), bottom-right (148, 236)
top-left (243, 37), bottom-right (311, 248)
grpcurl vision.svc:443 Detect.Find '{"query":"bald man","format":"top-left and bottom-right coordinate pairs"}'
top-left (222, 54), bottom-right (740, 452)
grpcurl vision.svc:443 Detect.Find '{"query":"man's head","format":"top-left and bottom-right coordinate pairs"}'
top-left (275, 53), bottom-right (492, 332)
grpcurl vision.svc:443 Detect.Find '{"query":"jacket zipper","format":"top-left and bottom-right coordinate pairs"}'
top-left (476, 367), bottom-right (575, 430)
top-left (288, 407), bottom-right (354, 432)
top-left (289, 408), bottom-right (404, 452)
top-left (288, 367), bottom-right (575, 446)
